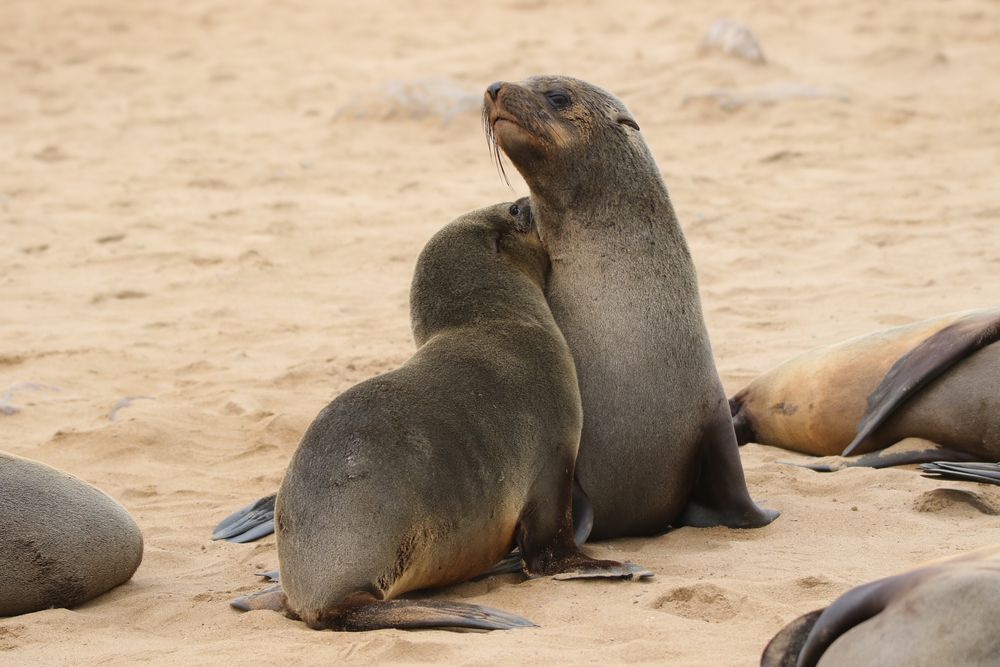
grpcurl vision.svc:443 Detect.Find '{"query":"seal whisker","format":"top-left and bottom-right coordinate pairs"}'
top-left (483, 104), bottom-right (511, 188)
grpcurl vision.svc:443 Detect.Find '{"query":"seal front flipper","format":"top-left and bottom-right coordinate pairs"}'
top-left (844, 310), bottom-right (1000, 456)
top-left (516, 477), bottom-right (652, 580)
top-left (480, 479), bottom-right (599, 579)
top-left (760, 609), bottom-right (823, 667)
top-left (231, 585), bottom-right (534, 631)
top-left (679, 411), bottom-right (779, 528)
top-left (212, 493), bottom-right (276, 543)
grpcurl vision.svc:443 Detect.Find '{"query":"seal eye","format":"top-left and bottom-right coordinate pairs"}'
top-left (544, 91), bottom-right (571, 110)
top-left (508, 204), bottom-right (520, 217)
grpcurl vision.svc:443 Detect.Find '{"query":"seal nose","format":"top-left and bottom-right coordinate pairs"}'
top-left (487, 81), bottom-right (503, 101)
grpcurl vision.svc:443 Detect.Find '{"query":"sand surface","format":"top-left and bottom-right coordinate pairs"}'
top-left (2, 0), bottom-right (999, 664)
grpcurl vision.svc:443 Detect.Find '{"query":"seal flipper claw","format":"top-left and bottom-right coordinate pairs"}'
top-left (212, 494), bottom-right (276, 542)
top-left (844, 310), bottom-right (1000, 456)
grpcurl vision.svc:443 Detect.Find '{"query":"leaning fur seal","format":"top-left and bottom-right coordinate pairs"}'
top-left (483, 75), bottom-right (777, 537)
top-left (730, 308), bottom-right (1000, 469)
top-left (0, 451), bottom-right (143, 616)
top-left (232, 201), bottom-right (643, 631)
top-left (761, 545), bottom-right (1000, 667)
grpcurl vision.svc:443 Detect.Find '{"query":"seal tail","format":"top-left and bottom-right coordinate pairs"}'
top-left (211, 493), bottom-right (276, 543)
top-left (843, 310), bottom-right (1000, 456)
top-left (231, 585), bottom-right (535, 631)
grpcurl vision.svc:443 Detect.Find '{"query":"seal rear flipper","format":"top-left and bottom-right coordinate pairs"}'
top-left (328, 599), bottom-right (535, 632)
top-left (760, 609), bottom-right (823, 667)
top-left (679, 411), bottom-right (779, 528)
top-left (212, 493), bottom-right (276, 543)
top-left (231, 583), bottom-right (288, 612)
top-left (844, 310), bottom-right (1000, 456)
top-left (785, 441), bottom-right (980, 472)
top-left (920, 461), bottom-right (1000, 485)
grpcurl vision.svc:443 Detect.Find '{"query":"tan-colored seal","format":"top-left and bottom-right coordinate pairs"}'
top-left (483, 75), bottom-right (776, 537)
top-left (0, 451), bottom-right (143, 616)
top-left (232, 201), bottom-right (644, 632)
top-left (762, 545), bottom-right (1000, 667)
top-left (729, 308), bottom-right (1000, 468)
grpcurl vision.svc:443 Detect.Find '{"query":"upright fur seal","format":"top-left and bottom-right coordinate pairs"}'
top-left (483, 75), bottom-right (777, 538)
top-left (231, 201), bottom-right (642, 632)
top-left (730, 308), bottom-right (1000, 469)
top-left (761, 545), bottom-right (1000, 667)
top-left (0, 451), bottom-right (143, 616)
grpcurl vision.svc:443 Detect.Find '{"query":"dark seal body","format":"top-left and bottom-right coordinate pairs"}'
top-left (0, 452), bottom-right (143, 616)
top-left (762, 546), bottom-right (1000, 667)
top-left (254, 202), bottom-right (635, 631)
top-left (484, 76), bottom-right (776, 538)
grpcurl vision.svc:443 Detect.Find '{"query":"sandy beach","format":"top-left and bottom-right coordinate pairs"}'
top-left (2, 0), bottom-right (999, 663)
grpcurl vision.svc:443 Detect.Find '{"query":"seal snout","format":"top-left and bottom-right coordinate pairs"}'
top-left (486, 81), bottom-right (504, 101)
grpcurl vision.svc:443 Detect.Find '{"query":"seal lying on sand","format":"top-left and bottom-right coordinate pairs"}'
top-left (482, 75), bottom-right (777, 538)
top-left (0, 451), bottom-right (143, 616)
top-left (761, 545), bottom-right (1000, 667)
top-left (230, 201), bottom-right (645, 631)
top-left (730, 308), bottom-right (1000, 470)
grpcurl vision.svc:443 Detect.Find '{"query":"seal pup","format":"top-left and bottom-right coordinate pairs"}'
top-left (231, 201), bottom-right (644, 632)
top-left (0, 451), bottom-right (143, 616)
top-left (482, 75), bottom-right (777, 538)
top-left (761, 545), bottom-right (1000, 667)
top-left (729, 308), bottom-right (1000, 469)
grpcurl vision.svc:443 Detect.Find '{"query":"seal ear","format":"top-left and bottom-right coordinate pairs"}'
top-left (617, 114), bottom-right (640, 131)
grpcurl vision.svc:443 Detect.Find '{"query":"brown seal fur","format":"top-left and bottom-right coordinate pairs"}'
top-left (762, 545), bottom-right (1000, 667)
top-left (0, 451), bottom-right (143, 616)
top-left (483, 75), bottom-right (777, 538)
top-left (730, 308), bottom-right (1000, 467)
top-left (232, 201), bottom-right (641, 632)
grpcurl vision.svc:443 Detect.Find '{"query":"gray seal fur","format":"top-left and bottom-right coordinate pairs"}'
top-left (0, 451), bottom-right (143, 616)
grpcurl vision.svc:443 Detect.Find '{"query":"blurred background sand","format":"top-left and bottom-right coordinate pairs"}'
top-left (1, 0), bottom-right (998, 663)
